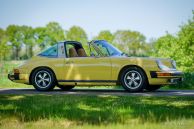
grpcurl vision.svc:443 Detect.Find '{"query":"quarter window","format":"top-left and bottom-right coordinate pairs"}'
top-left (39, 44), bottom-right (58, 57)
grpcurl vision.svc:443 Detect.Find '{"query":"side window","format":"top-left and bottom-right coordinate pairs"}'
top-left (58, 43), bottom-right (66, 58)
top-left (39, 44), bottom-right (58, 57)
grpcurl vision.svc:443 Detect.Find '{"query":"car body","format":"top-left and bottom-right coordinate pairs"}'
top-left (8, 40), bottom-right (183, 92)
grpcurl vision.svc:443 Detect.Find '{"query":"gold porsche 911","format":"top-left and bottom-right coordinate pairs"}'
top-left (8, 40), bottom-right (183, 92)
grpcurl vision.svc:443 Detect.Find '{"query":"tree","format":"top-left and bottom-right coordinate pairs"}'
top-left (21, 26), bottom-right (35, 58)
top-left (6, 25), bottom-right (24, 60)
top-left (46, 22), bottom-right (65, 45)
top-left (153, 33), bottom-right (178, 58)
top-left (0, 28), bottom-right (10, 60)
top-left (113, 30), bottom-right (147, 56)
top-left (153, 12), bottom-right (194, 71)
top-left (34, 27), bottom-right (48, 50)
top-left (176, 12), bottom-right (194, 71)
top-left (33, 22), bottom-right (65, 52)
top-left (66, 26), bottom-right (88, 53)
top-left (94, 30), bottom-right (114, 43)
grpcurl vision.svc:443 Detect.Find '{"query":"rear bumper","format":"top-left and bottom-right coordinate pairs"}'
top-left (8, 73), bottom-right (19, 81)
top-left (8, 72), bottom-right (29, 84)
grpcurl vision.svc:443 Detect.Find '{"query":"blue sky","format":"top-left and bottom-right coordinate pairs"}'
top-left (0, 0), bottom-right (193, 40)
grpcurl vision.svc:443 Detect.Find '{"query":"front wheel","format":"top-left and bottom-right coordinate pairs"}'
top-left (120, 67), bottom-right (148, 92)
top-left (31, 68), bottom-right (56, 91)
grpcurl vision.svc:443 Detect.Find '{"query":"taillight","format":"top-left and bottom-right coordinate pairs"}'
top-left (14, 69), bottom-right (20, 74)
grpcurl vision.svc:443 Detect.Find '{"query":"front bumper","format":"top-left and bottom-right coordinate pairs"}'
top-left (150, 70), bottom-right (183, 84)
top-left (150, 71), bottom-right (183, 78)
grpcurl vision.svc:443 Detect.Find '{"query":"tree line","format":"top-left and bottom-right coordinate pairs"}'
top-left (0, 22), bottom-right (151, 60)
top-left (0, 11), bottom-right (193, 72)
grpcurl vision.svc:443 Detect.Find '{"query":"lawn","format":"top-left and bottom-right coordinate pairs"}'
top-left (0, 95), bottom-right (194, 129)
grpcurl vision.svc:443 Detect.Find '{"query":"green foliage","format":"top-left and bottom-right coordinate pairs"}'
top-left (20, 26), bottom-right (35, 59)
top-left (34, 22), bottom-right (65, 51)
top-left (0, 28), bottom-right (10, 60)
top-left (94, 30), bottom-right (114, 43)
top-left (167, 72), bottom-right (194, 89)
top-left (177, 16), bottom-right (194, 72)
top-left (2, 22), bottom-right (65, 60)
top-left (66, 26), bottom-right (89, 53)
top-left (153, 34), bottom-right (178, 58)
top-left (151, 13), bottom-right (194, 89)
top-left (153, 14), bottom-right (194, 72)
top-left (34, 27), bottom-right (49, 50)
top-left (113, 30), bottom-right (148, 56)
top-left (66, 26), bottom-right (88, 44)
top-left (45, 22), bottom-right (65, 45)
top-left (6, 25), bottom-right (23, 60)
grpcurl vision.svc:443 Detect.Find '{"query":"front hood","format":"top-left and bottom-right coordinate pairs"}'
top-left (112, 56), bottom-right (174, 68)
top-left (134, 57), bottom-right (174, 69)
top-left (127, 56), bottom-right (171, 61)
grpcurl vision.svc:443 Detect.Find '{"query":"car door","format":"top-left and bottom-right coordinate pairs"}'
top-left (62, 43), bottom-right (112, 82)
top-left (67, 57), bottom-right (112, 81)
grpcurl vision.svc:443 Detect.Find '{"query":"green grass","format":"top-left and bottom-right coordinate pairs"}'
top-left (0, 95), bottom-right (194, 129)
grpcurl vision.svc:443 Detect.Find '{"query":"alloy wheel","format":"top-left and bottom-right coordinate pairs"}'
top-left (124, 70), bottom-right (142, 89)
top-left (35, 70), bottom-right (51, 88)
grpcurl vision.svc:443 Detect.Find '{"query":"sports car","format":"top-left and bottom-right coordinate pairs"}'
top-left (8, 40), bottom-right (183, 92)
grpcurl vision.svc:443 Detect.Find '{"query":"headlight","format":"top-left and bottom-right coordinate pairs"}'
top-left (171, 60), bottom-right (176, 69)
top-left (156, 60), bottom-right (171, 71)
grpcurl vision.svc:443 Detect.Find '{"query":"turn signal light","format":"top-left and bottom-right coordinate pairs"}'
top-left (157, 73), bottom-right (171, 76)
top-left (14, 69), bottom-right (20, 74)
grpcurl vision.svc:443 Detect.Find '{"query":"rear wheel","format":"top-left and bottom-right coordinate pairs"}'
top-left (145, 85), bottom-right (161, 91)
top-left (57, 85), bottom-right (75, 91)
top-left (120, 67), bottom-right (148, 92)
top-left (31, 68), bottom-right (56, 91)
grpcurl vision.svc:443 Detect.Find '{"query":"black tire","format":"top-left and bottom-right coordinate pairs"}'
top-left (57, 85), bottom-right (75, 91)
top-left (120, 67), bottom-right (148, 92)
top-left (31, 68), bottom-right (56, 91)
top-left (145, 85), bottom-right (161, 91)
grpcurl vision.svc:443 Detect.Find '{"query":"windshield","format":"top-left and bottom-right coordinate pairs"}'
top-left (92, 40), bottom-right (123, 57)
